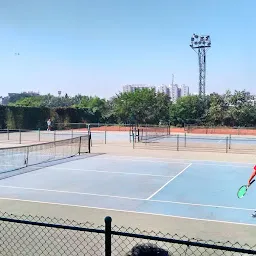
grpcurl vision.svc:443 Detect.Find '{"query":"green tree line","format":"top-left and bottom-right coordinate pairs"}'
top-left (7, 89), bottom-right (256, 127)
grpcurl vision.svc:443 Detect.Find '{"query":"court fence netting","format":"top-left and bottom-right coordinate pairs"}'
top-left (0, 128), bottom-right (91, 144)
top-left (0, 213), bottom-right (255, 255)
top-left (0, 134), bottom-right (91, 180)
top-left (132, 128), bottom-right (256, 154)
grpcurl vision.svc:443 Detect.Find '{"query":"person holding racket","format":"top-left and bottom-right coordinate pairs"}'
top-left (237, 166), bottom-right (256, 217)
top-left (248, 166), bottom-right (256, 187)
top-left (248, 166), bottom-right (256, 217)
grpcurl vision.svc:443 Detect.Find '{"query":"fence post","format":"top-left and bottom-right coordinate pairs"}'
top-left (26, 146), bottom-right (29, 166)
top-left (7, 128), bottom-right (9, 140)
top-left (19, 129), bottom-right (21, 144)
top-left (177, 134), bottom-right (179, 151)
top-left (105, 216), bottom-right (112, 256)
top-left (229, 134), bottom-right (231, 149)
top-left (132, 132), bottom-right (135, 149)
top-left (78, 136), bottom-right (82, 155)
top-left (54, 130), bottom-right (56, 142)
top-left (226, 136), bottom-right (228, 153)
top-left (184, 133), bottom-right (187, 147)
top-left (105, 126), bottom-right (107, 144)
top-left (38, 128), bottom-right (41, 142)
top-left (88, 132), bottom-right (91, 153)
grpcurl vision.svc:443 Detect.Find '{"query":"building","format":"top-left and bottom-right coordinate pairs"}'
top-left (180, 85), bottom-right (189, 97)
top-left (170, 84), bottom-right (180, 103)
top-left (122, 83), bottom-right (190, 103)
top-left (123, 84), bottom-right (155, 93)
top-left (0, 97), bottom-right (3, 105)
top-left (157, 84), bottom-right (170, 96)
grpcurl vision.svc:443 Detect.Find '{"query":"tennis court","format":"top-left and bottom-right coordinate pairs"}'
top-left (0, 153), bottom-right (255, 226)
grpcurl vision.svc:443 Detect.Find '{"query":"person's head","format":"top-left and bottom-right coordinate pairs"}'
top-left (126, 243), bottom-right (170, 256)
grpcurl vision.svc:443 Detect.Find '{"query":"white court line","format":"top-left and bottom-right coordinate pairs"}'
top-left (146, 163), bottom-right (192, 200)
top-left (0, 197), bottom-right (255, 227)
top-left (0, 184), bottom-right (254, 212)
top-left (47, 167), bottom-right (173, 178)
top-left (0, 185), bottom-right (142, 201)
top-left (96, 155), bottom-right (254, 168)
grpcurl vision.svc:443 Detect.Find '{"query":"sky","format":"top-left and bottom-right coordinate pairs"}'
top-left (0, 0), bottom-right (255, 99)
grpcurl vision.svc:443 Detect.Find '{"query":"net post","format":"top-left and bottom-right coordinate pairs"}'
top-left (177, 134), bottom-right (179, 151)
top-left (38, 128), bottom-right (40, 142)
top-left (71, 129), bottom-right (73, 140)
top-left (226, 136), bottom-right (228, 153)
top-left (7, 128), bottom-right (9, 140)
top-left (132, 132), bottom-right (135, 149)
top-left (184, 132), bottom-right (187, 147)
top-left (19, 129), bottom-right (21, 144)
top-left (105, 216), bottom-right (112, 256)
top-left (229, 134), bottom-right (231, 149)
top-left (54, 130), bottom-right (56, 142)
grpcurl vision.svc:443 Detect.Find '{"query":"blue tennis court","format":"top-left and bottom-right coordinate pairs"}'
top-left (0, 154), bottom-right (255, 225)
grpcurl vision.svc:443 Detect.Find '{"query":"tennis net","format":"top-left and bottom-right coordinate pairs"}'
top-left (138, 125), bottom-right (170, 141)
top-left (0, 135), bottom-right (90, 177)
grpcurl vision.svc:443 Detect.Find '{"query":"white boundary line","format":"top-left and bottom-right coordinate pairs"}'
top-left (0, 196), bottom-right (255, 227)
top-left (48, 167), bottom-right (174, 178)
top-left (0, 185), bottom-right (142, 201)
top-left (146, 163), bottom-right (192, 200)
top-left (0, 184), bottom-right (254, 211)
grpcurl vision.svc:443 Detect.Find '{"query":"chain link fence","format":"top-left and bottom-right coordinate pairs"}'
top-left (134, 129), bottom-right (256, 154)
top-left (0, 212), bottom-right (255, 255)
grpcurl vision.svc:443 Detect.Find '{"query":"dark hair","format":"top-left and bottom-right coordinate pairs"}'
top-left (126, 243), bottom-right (170, 256)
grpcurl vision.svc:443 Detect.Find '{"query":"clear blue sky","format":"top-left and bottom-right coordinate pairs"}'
top-left (0, 0), bottom-right (255, 99)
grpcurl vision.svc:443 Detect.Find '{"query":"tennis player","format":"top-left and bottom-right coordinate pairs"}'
top-left (248, 166), bottom-right (256, 217)
top-left (47, 119), bottom-right (51, 131)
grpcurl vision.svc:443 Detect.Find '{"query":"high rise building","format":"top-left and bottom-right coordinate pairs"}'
top-left (122, 83), bottom-right (189, 103)
top-left (123, 84), bottom-right (155, 93)
top-left (180, 85), bottom-right (189, 97)
top-left (170, 84), bottom-right (180, 103)
top-left (157, 84), bottom-right (170, 96)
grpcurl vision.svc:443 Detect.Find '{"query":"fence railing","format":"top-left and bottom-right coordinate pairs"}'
top-left (0, 129), bottom-right (91, 145)
top-left (0, 212), bottom-right (255, 255)
top-left (134, 131), bottom-right (256, 154)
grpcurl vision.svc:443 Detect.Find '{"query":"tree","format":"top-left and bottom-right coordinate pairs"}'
top-left (169, 95), bottom-right (204, 126)
top-left (206, 93), bottom-right (226, 125)
top-left (111, 88), bottom-right (171, 124)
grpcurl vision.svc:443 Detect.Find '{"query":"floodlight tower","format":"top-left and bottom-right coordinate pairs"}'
top-left (190, 34), bottom-right (211, 98)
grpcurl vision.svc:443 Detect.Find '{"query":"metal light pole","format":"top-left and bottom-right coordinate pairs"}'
top-left (190, 34), bottom-right (211, 99)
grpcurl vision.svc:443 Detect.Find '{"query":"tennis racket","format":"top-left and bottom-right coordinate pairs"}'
top-left (237, 179), bottom-right (255, 199)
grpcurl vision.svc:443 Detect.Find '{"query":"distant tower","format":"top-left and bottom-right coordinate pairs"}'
top-left (190, 34), bottom-right (211, 99)
top-left (58, 91), bottom-right (61, 97)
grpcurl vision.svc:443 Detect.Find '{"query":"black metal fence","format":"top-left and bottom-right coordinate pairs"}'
top-left (0, 212), bottom-right (255, 255)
